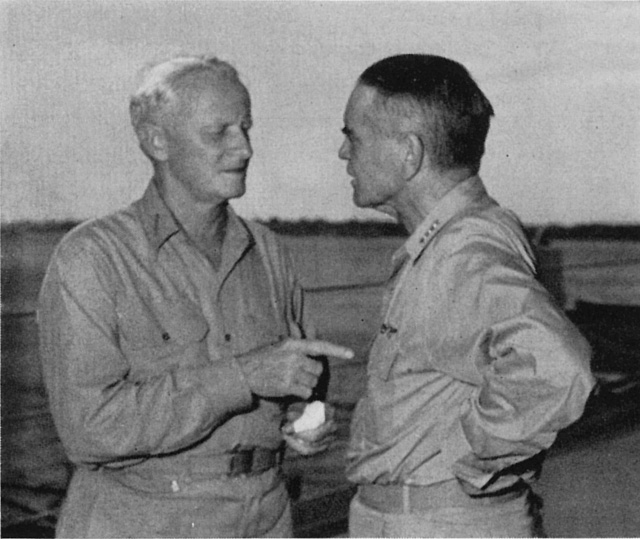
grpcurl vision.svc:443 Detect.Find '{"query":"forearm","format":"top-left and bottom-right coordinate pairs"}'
top-left (48, 359), bottom-right (253, 466)
top-left (449, 311), bottom-right (595, 491)
top-left (433, 235), bottom-right (595, 491)
top-left (39, 275), bottom-right (254, 466)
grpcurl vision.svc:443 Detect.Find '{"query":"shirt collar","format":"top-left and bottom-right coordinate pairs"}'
top-left (223, 204), bottom-right (255, 262)
top-left (136, 179), bottom-right (254, 256)
top-left (136, 180), bottom-right (181, 252)
top-left (393, 175), bottom-right (491, 266)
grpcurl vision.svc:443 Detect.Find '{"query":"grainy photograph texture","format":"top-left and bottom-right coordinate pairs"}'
top-left (2, 1), bottom-right (639, 537)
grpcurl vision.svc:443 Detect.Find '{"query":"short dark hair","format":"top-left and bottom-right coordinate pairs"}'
top-left (359, 54), bottom-right (494, 174)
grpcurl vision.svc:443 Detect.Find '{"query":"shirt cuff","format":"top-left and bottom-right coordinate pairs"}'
top-left (443, 416), bottom-right (495, 493)
top-left (200, 356), bottom-right (254, 412)
top-left (445, 417), bottom-right (534, 495)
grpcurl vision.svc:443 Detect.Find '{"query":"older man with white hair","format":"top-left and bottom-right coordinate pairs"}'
top-left (38, 54), bottom-right (353, 538)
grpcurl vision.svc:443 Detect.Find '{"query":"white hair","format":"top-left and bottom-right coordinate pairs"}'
top-left (129, 54), bottom-right (240, 132)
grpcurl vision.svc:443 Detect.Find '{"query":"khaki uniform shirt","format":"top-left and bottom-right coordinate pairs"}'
top-left (38, 181), bottom-right (304, 474)
top-left (346, 176), bottom-right (595, 495)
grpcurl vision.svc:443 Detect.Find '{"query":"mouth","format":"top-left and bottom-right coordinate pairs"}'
top-left (224, 165), bottom-right (248, 174)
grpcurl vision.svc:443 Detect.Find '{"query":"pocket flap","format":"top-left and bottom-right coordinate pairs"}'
top-left (118, 297), bottom-right (209, 350)
top-left (157, 299), bottom-right (209, 345)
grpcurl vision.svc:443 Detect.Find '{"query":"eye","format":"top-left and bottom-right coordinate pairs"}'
top-left (203, 128), bottom-right (224, 142)
top-left (342, 126), bottom-right (358, 146)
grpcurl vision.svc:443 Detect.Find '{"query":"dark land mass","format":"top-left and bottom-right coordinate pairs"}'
top-left (2, 220), bottom-right (639, 537)
top-left (2, 219), bottom-right (640, 241)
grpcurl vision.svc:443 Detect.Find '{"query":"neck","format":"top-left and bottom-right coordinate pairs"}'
top-left (393, 168), bottom-right (473, 234)
top-left (153, 173), bottom-right (227, 234)
top-left (152, 174), bottom-right (229, 264)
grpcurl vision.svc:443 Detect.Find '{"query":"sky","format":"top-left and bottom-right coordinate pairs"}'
top-left (2, 0), bottom-right (639, 225)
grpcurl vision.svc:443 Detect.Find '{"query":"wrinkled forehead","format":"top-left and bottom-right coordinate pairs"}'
top-left (344, 84), bottom-right (378, 121)
top-left (162, 71), bottom-right (251, 125)
top-left (345, 83), bottom-right (399, 135)
top-left (174, 70), bottom-right (251, 116)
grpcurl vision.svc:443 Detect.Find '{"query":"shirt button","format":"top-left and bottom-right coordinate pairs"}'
top-left (162, 332), bottom-right (170, 341)
top-left (224, 333), bottom-right (232, 342)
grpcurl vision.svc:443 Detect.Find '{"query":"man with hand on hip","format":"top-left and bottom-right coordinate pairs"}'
top-left (339, 54), bottom-right (594, 537)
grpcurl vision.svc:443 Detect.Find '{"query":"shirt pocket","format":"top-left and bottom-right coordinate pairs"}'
top-left (387, 341), bottom-right (434, 379)
top-left (369, 325), bottom-right (435, 381)
top-left (117, 297), bottom-right (210, 380)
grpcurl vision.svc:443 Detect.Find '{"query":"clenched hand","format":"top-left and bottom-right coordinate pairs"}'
top-left (282, 402), bottom-right (337, 456)
top-left (236, 338), bottom-right (354, 400)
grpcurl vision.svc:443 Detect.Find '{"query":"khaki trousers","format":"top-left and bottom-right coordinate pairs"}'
top-left (349, 482), bottom-right (545, 538)
top-left (56, 466), bottom-right (292, 538)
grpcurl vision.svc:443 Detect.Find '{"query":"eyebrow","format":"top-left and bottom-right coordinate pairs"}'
top-left (341, 126), bottom-right (352, 137)
top-left (201, 117), bottom-right (253, 131)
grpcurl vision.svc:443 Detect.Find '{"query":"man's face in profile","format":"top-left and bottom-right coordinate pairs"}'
top-left (339, 84), bottom-right (405, 212)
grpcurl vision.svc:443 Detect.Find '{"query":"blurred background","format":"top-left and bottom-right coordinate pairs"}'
top-left (2, 1), bottom-right (639, 536)
top-left (2, 1), bottom-right (639, 225)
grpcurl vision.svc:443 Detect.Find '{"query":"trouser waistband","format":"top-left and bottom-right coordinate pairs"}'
top-left (358, 481), bottom-right (528, 514)
top-left (101, 447), bottom-right (284, 494)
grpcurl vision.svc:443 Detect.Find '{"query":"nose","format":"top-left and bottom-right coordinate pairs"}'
top-left (229, 127), bottom-right (253, 160)
top-left (338, 138), bottom-right (350, 161)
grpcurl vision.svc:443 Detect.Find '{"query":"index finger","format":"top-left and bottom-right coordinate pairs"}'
top-left (296, 339), bottom-right (355, 360)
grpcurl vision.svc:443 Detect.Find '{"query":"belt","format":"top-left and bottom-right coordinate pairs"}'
top-left (358, 481), bottom-right (528, 514)
top-left (227, 446), bottom-right (284, 476)
top-left (102, 447), bottom-right (284, 493)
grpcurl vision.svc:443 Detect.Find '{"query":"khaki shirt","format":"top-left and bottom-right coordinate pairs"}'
top-left (346, 176), bottom-right (595, 494)
top-left (38, 181), bottom-right (304, 472)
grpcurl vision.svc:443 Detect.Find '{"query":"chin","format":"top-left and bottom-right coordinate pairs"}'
top-left (353, 192), bottom-right (372, 209)
top-left (231, 188), bottom-right (246, 200)
top-left (225, 177), bottom-right (247, 199)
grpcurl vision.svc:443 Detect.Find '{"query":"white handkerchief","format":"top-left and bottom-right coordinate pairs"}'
top-left (292, 401), bottom-right (326, 432)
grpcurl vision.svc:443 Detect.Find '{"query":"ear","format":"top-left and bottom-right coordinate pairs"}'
top-left (138, 124), bottom-right (169, 162)
top-left (400, 133), bottom-right (424, 179)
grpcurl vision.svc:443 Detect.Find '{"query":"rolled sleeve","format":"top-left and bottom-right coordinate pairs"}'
top-left (445, 240), bottom-right (595, 492)
top-left (346, 178), bottom-right (595, 489)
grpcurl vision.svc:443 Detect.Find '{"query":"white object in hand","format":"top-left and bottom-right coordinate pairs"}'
top-left (292, 401), bottom-right (326, 433)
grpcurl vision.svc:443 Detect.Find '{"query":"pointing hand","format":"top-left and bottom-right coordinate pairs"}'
top-left (236, 338), bottom-right (354, 400)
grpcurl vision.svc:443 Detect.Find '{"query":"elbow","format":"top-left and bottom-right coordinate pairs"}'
top-left (54, 399), bottom-right (148, 466)
top-left (551, 336), bottom-right (597, 425)
top-left (57, 418), bottom-right (138, 466)
top-left (566, 333), bottom-right (595, 394)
